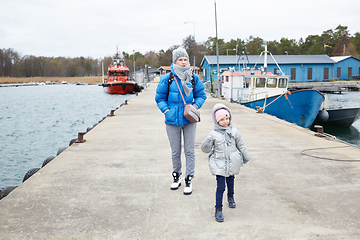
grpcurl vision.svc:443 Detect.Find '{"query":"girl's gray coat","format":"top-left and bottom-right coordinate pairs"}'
top-left (201, 103), bottom-right (251, 177)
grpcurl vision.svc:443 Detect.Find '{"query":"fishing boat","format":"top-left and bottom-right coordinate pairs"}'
top-left (102, 51), bottom-right (139, 94)
top-left (314, 108), bottom-right (360, 127)
top-left (220, 46), bottom-right (324, 128)
top-left (314, 95), bottom-right (360, 127)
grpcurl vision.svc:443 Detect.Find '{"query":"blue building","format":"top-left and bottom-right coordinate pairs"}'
top-left (331, 56), bottom-right (360, 79)
top-left (201, 55), bottom-right (337, 83)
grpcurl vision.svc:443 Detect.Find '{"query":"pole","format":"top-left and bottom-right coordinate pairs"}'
top-left (144, 65), bottom-right (147, 90)
top-left (102, 61), bottom-right (104, 83)
top-left (264, 45), bottom-right (268, 73)
top-left (215, 0), bottom-right (220, 98)
top-left (184, 21), bottom-right (196, 74)
top-left (193, 23), bottom-right (196, 75)
top-left (133, 50), bottom-right (135, 80)
top-left (236, 44), bottom-right (238, 71)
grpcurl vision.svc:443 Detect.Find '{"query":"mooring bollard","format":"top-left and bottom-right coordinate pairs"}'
top-left (109, 109), bottom-right (115, 116)
top-left (124, 100), bottom-right (128, 105)
top-left (314, 125), bottom-right (324, 136)
top-left (75, 131), bottom-right (86, 143)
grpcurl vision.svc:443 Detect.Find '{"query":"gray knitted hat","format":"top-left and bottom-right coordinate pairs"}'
top-left (172, 48), bottom-right (189, 63)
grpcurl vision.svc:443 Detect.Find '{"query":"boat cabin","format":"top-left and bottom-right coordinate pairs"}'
top-left (106, 58), bottom-right (130, 83)
top-left (221, 69), bottom-right (289, 103)
top-left (108, 70), bottom-right (129, 77)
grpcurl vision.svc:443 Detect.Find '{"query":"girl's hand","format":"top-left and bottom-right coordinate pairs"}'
top-left (202, 137), bottom-right (212, 148)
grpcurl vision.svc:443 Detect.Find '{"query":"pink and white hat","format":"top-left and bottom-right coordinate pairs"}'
top-left (215, 109), bottom-right (230, 122)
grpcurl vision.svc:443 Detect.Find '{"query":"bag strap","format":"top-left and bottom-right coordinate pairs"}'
top-left (167, 72), bottom-right (195, 101)
top-left (174, 75), bottom-right (187, 106)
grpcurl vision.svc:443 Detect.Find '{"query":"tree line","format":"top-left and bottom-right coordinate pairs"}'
top-left (1, 25), bottom-right (359, 78)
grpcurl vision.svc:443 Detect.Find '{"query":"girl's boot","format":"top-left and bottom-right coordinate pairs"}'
top-left (215, 208), bottom-right (224, 222)
top-left (228, 195), bottom-right (236, 208)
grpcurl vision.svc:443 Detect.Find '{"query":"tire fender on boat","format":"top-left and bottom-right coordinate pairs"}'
top-left (318, 110), bottom-right (329, 122)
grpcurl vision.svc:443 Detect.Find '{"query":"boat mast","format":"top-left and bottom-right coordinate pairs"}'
top-left (254, 45), bottom-right (284, 75)
top-left (264, 45), bottom-right (268, 73)
top-left (115, 46), bottom-right (120, 59)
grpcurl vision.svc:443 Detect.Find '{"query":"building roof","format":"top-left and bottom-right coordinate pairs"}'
top-left (201, 54), bottom-right (335, 66)
top-left (330, 55), bottom-right (360, 63)
top-left (159, 66), bottom-right (171, 71)
top-left (158, 65), bottom-right (200, 70)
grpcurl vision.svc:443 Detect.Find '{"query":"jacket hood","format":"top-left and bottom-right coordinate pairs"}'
top-left (211, 103), bottom-right (232, 125)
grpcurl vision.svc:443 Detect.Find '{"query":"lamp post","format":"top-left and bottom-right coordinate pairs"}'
top-left (214, 0), bottom-right (220, 98)
top-left (184, 21), bottom-right (196, 74)
top-left (236, 44), bottom-right (238, 71)
top-left (133, 50), bottom-right (135, 80)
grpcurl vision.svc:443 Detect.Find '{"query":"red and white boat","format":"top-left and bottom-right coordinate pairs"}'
top-left (102, 52), bottom-right (139, 94)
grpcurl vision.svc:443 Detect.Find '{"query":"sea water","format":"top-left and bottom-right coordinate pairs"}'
top-left (0, 84), bottom-right (134, 189)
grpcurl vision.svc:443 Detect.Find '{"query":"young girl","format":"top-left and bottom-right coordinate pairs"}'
top-left (201, 103), bottom-right (251, 222)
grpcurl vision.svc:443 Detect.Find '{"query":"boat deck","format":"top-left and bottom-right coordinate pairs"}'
top-left (1, 83), bottom-right (360, 239)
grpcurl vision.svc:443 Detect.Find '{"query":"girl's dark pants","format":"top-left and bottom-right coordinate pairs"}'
top-left (215, 175), bottom-right (234, 208)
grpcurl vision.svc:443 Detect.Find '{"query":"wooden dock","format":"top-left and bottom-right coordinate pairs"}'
top-left (289, 81), bottom-right (360, 93)
top-left (1, 83), bottom-right (360, 239)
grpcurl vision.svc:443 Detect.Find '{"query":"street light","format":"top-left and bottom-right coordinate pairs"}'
top-left (184, 21), bottom-right (196, 74)
top-left (236, 44), bottom-right (239, 71)
top-left (214, 0), bottom-right (220, 98)
top-left (133, 50), bottom-right (135, 80)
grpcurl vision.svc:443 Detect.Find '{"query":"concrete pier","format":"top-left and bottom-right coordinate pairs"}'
top-left (1, 83), bottom-right (360, 239)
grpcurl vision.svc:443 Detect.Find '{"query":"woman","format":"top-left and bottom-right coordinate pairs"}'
top-left (155, 47), bottom-right (207, 195)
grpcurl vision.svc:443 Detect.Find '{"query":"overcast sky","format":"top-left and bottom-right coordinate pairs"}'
top-left (1, 0), bottom-right (359, 59)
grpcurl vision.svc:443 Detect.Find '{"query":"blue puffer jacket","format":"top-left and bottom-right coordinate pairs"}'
top-left (155, 64), bottom-right (207, 126)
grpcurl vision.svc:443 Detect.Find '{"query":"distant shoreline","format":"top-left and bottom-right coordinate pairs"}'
top-left (0, 76), bottom-right (104, 84)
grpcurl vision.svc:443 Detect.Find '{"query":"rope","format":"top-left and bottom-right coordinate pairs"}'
top-left (301, 132), bottom-right (360, 162)
top-left (256, 91), bottom-right (292, 113)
